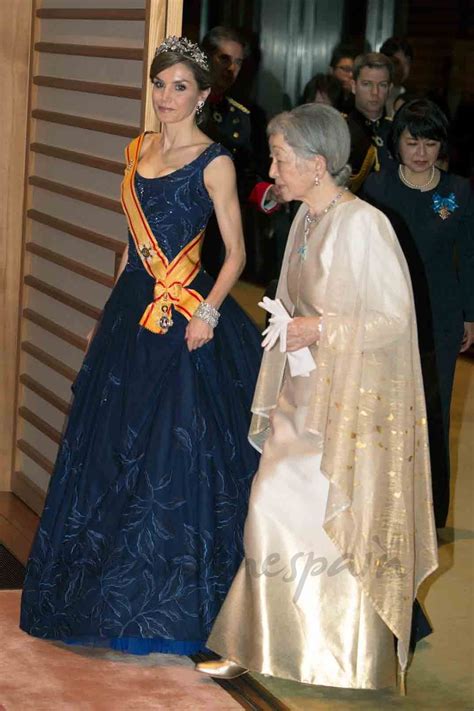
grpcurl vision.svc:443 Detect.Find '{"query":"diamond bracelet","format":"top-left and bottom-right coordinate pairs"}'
top-left (194, 301), bottom-right (220, 328)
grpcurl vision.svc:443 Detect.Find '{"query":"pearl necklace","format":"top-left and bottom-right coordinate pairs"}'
top-left (398, 164), bottom-right (436, 191)
top-left (298, 188), bottom-right (347, 261)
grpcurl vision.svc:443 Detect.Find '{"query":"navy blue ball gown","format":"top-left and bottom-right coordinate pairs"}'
top-left (20, 141), bottom-right (262, 655)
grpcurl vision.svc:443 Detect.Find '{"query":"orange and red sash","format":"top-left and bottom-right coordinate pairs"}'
top-left (121, 133), bottom-right (204, 334)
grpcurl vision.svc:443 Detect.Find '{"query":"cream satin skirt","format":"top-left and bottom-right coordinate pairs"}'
top-left (207, 372), bottom-right (396, 689)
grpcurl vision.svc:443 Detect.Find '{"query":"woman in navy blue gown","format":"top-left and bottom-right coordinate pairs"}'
top-left (20, 36), bottom-right (261, 655)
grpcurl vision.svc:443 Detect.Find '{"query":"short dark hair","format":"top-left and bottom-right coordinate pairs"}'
top-left (329, 43), bottom-right (358, 69)
top-left (200, 26), bottom-right (249, 59)
top-left (389, 98), bottom-right (449, 160)
top-left (379, 37), bottom-right (414, 61)
top-left (353, 52), bottom-right (394, 83)
top-left (301, 73), bottom-right (343, 107)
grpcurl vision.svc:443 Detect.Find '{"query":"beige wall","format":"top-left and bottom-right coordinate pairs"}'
top-left (3, 0), bottom-right (183, 511)
top-left (13, 3), bottom-right (144, 508)
top-left (0, 1), bottom-right (35, 490)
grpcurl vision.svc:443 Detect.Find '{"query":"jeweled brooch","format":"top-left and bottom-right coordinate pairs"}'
top-left (432, 192), bottom-right (459, 220)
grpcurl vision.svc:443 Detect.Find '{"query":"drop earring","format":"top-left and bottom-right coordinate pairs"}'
top-left (196, 101), bottom-right (205, 116)
top-left (314, 174), bottom-right (320, 186)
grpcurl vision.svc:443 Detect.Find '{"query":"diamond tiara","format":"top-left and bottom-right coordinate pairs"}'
top-left (155, 36), bottom-right (209, 71)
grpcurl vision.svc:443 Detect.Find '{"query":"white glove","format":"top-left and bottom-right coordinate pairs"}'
top-left (259, 297), bottom-right (316, 377)
top-left (260, 297), bottom-right (291, 353)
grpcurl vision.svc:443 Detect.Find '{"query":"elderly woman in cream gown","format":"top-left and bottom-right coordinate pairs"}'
top-left (197, 104), bottom-right (438, 691)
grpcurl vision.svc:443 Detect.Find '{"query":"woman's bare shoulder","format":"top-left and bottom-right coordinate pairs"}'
top-left (140, 131), bottom-right (160, 154)
top-left (204, 153), bottom-right (235, 186)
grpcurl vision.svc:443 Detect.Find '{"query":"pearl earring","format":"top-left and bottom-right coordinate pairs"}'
top-left (196, 101), bottom-right (205, 115)
top-left (314, 175), bottom-right (320, 186)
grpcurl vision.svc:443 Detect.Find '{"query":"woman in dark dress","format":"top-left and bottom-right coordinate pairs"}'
top-left (20, 36), bottom-right (261, 654)
top-left (363, 99), bottom-right (474, 528)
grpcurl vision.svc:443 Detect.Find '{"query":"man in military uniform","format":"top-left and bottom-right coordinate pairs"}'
top-left (346, 52), bottom-right (394, 192)
top-left (200, 26), bottom-right (279, 277)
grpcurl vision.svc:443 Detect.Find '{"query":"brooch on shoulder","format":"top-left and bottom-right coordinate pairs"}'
top-left (432, 192), bottom-right (459, 220)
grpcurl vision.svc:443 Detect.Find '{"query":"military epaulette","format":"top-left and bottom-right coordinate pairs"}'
top-left (383, 115), bottom-right (393, 122)
top-left (227, 97), bottom-right (250, 114)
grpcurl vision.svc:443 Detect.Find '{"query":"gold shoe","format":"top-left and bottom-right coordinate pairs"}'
top-left (195, 659), bottom-right (248, 679)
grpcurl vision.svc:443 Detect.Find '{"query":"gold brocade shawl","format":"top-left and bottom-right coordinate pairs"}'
top-left (121, 133), bottom-right (204, 334)
top-left (249, 202), bottom-right (438, 671)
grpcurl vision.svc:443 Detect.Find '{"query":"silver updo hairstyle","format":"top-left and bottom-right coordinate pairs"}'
top-left (267, 104), bottom-right (352, 186)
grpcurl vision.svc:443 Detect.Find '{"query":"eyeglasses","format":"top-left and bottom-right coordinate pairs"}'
top-left (335, 65), bottom-right (353, 74)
